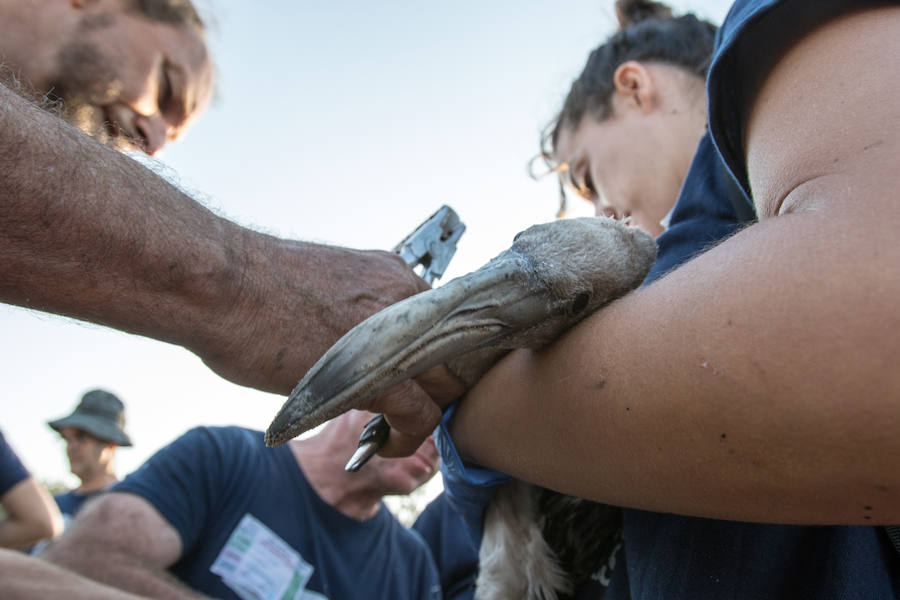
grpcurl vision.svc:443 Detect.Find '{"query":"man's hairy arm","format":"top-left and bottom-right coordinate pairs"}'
top-left (44, 492), bottom-right (208, 599)
top-left (0, 83), bottom-right (427, 394)
top-left (0, 549), bottom-right (152, 600)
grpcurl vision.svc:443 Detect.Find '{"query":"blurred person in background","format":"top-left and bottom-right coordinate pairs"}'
top-left (47, 389), bottom-right (132, 524)
top-left (45, 411), bottom-right (442, 599)
top-left (413, 492), bottom-right (479, 600)
top-left (0, 429), bottom-right (63, 550)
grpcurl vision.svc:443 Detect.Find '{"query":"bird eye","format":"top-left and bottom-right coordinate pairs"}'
top-left (570, 292), bottom-right (591, 315)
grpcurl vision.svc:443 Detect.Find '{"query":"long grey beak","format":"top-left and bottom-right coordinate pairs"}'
top-left (266, 217), bottom-right (656, 446)
top-left (266, 256), bottom-right (554, 445)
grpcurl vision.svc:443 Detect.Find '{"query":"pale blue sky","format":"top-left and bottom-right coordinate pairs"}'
top-left (2, 1), bottom-right (731, 492)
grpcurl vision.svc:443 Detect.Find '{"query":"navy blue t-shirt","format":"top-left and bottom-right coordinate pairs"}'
top-left (646, 133), bottom-right (750, 283)
top-left (0, 429), bottom-right (29, 496)
top-left (413, 492), bottom-right (478, 600)
top-left (54, 490), bottom-right (102, 520)
top-left (114, 426), bottom-right (440, 600)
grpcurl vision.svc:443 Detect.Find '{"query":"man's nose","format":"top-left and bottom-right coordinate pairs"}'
top-left (133, 113), bottom-right (171, 155)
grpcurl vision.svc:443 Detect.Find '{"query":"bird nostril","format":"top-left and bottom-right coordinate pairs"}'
top-left (570, 292), bottom-right (591, 316)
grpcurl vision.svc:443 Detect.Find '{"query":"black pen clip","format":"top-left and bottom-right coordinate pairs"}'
top-left (344, 414), bottom-right (391, 472)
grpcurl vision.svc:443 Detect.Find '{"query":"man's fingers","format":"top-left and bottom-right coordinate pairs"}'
top-left (369, 380), bottom-right (443, 457)
top-left (369, 365), bottom-right (468, 457)
top-left (414, 364), bottom-right (469, 407)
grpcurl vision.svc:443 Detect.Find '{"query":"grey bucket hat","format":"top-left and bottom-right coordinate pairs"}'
top-left (48, 389), bottom-right (132, 447)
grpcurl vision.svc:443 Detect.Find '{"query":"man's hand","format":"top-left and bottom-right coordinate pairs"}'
top-left (370, 366), bottom-right (468, 458)
top-left (193, 241), bottom-right (432, 396)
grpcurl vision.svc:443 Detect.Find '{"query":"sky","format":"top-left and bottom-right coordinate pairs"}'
top-left (2, 0), bottom-right (732, 507)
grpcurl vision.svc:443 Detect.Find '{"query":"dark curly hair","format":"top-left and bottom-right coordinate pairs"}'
top-left (534, 0), bottom-right (717, 215)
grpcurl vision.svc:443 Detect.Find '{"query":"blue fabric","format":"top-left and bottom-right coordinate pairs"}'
top-left (705, 0), bottom-right (780, 201)
top-left (438, 1), bottom-right (900, 597)
top-left (437, 402), bottom-right (622, 599)
top-left (54, 490), bottom-right (102, 519)
top-left (0, 429), bottom-right (29, 497)
top-left (610, 511), bottom-right (898, 599)
top-left (413, 492), bottom-right (478, 600)
top-left (646, 133), bottom-right (749, 282)
top-left (436, 404), bottom-right (509, 549)
top-left (113, 426), bottom-right (440, 600)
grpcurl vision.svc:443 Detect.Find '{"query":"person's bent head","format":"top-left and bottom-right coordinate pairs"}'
top-left (538, 0), bottom-right (716, 236)
top-left (0, 0), bottom-right (214, 155)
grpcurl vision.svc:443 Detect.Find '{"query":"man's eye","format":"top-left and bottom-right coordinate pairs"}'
top-left (573, 171), bottom-right (596, 201)
top-left (158, 68), bottom-right (174, 110)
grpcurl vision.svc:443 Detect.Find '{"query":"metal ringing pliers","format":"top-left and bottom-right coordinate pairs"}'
top-left (345, 205), bottom-right (465, 472)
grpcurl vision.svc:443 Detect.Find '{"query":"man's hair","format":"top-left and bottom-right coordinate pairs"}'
top-left (129, 0), bottom-right (205, 29)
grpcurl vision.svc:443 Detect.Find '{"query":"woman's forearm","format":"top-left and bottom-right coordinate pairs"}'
top-left (453, 208), bottom-right (900, 525)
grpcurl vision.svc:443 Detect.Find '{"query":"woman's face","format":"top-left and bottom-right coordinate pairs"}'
top-left (553, 64), bottom-right (706, 237)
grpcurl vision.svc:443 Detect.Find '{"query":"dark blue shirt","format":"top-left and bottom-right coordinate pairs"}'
top-left (0, 429), bottom-right (29, 497)
top-left (54, 490), bottom-right (102, 520)
top-left (413, 492), bottom-right (478, 600)
top-left (114, 426), bottom-right (440, 600)
top-left (646, 133), bottom-right (750, 283)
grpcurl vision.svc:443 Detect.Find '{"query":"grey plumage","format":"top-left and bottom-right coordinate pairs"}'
top-left (266, 217), bottom-right (656, 599)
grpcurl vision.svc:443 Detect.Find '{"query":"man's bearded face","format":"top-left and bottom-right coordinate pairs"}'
top-left (48, 11), bottom-right (213, 155)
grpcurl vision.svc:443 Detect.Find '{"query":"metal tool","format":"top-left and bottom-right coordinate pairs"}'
top-left (391, 204), bottom-right (465, 283)
top-left (345, 205), bottom-right (465, 472)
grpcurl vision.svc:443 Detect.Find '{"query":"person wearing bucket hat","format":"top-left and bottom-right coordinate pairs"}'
top-left (47, 389), bottom-right (132, 523)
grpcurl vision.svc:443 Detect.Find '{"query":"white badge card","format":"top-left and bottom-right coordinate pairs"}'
top-left (211, 513), bottom-right (318, 600)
